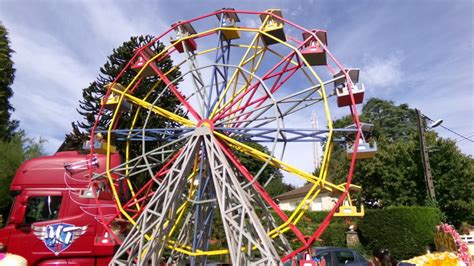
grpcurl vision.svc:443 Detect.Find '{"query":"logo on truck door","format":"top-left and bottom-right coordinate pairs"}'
top-left (32, 223), bottom-right (87, 255)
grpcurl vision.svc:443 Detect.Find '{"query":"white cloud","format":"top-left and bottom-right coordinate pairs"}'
top-left (246, 17), bottom-right (260, 29)
top-left (6, 24), bottom-right (96, 153)
top-left (79, 0), bottom-right (159, 48)
top-left (362, 54), bottom-right (403, 91)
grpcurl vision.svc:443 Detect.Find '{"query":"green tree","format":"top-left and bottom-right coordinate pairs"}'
top-left (62, 35), bottom-right (183, 153)
top-left (0, 131), bottom-right (45, 220)
top-left (327, 98), bottom-right (474, 226)
top-left (429, 137), bottom-right (474, 226)
top-left (234, 142), bottom-right (294, 197)
top-left (0, 22), bottom-right (19, 140)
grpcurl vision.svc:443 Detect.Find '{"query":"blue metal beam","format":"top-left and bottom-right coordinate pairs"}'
top-left (101, 127), bottom-right (355, 143)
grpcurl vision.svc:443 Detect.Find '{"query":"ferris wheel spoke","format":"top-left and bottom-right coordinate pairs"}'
top-left (215, 127), bottom-right (337, 143)
top-left (113, 88), bottom-right (195, 127)
top-left (215, 131), bottom-right (344, 193)
top-left (215, 138), bottom-right (308, 245)
top-left (124, 148), bottom-right (188, 219)
top-left (93, 134), bottom-right (189, 183)
top-left (213, 50), bottom-right (301, 125)
top-left (113, 46), bottom-right (203, 124)
top-left (147, 55), bottom-right (202, 121)
top-left (215, 85), bottom-right (323, 129)
top-left (93, 133), bottom-right (190, 222)
top-left (184, 49), bottom-right (209, 116)
top-left (219, 71), bottom-right (341, 130)
top-left (209, 30), bottom-right (267, 120)
top-left (215, 65), bottom-right (304, 131)
top-left (204, 27), bottom-right (234, 119)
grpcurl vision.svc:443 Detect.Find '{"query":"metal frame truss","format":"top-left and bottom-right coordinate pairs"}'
top-left (84, 8), bottom-right (370, 265)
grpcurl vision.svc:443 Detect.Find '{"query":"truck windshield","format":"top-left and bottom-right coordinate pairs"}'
top-left (24, 196), bottom-right (62, 224)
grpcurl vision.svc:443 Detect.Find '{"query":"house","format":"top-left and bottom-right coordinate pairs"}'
top-left (274, 183), bottom-right (338, 211)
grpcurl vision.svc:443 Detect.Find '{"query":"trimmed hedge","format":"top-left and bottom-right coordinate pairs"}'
top-left (358, 206), bottom-right (441, 260)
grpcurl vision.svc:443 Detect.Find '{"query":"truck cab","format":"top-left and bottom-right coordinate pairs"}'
top-left (0, 151), bottom-right (121, 265)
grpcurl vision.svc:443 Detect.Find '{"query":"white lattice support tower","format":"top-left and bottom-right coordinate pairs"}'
top-left (202, 127), bottom-right (281, 265)
top-left (111, 127), bottom-right (285, 265)
top-left (111, 134), bottom-right (202, 265)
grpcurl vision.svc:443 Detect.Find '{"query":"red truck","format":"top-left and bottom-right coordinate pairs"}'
top-left (0, 151), bottom-right (121, 265)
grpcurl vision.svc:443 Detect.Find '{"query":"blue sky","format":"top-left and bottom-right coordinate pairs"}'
top-left (0, 0), bottom-right (472, 185)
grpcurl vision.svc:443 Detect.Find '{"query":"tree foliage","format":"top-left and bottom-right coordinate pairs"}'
top-left (0, 131), bottom-right (46, 219)
top-left (328, 98), bottom-right (474, 227)
top-left (234, 142), bottom-right (294, 197)
top-left (429, 137), bottom-right (474, 226)
top-left (0, 22), bottom-right (19, 140)
top-left (62, 35), bottom-right (183, 153)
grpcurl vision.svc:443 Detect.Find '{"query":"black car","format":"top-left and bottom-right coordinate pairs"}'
top-left (311, 247), bottom-right (371, 266)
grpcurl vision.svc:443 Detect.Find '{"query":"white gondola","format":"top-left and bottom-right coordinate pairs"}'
top-left (346, 140), bottom-right (377, 160)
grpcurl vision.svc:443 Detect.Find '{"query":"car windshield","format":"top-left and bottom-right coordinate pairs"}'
top-left (335, 250), bottom-right (355, 265)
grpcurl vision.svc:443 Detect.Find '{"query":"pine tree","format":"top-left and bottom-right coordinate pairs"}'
top-left (0, 22), bottom-right (19, 140)
top-left (63, 35), bottom-right (183, 152)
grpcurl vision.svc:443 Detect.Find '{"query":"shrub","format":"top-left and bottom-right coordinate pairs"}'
top-left (279, 211), bottom-right (349, 249)
top-left (319, 222), bottom-right (347, 247)
top-left (358, 206), bottom-right (441, 260)
top-left (306, 211), bottom-right (332, 224)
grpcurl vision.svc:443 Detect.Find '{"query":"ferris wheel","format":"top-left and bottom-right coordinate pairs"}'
top-left (88, 8), bottom-right (376, 265)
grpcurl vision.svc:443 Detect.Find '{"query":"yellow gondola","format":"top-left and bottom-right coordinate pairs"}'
top-left (259, 9), bottom-right (286, 46)
top-left (101, 83), bottom-right (132, 113)
top-left (216, 8), bottom-right (241, 41)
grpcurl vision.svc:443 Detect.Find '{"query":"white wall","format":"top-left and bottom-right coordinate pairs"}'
top-left (278, 195), bottom-right (338, 212)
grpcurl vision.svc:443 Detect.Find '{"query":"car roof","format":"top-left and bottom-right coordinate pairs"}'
top-left (312, 247), bottom-right (368, 262)
top-left (313, 246), bottom-right (354, 252)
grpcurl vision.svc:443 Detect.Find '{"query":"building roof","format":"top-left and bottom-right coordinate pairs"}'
top-left (274, 182), bottom-right (361, 201)
top-left (274, 183), bottom-right (330, 201)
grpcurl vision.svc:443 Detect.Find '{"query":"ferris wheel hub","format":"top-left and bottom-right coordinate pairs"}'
top-left (197, 119), bottom-right (215, 131)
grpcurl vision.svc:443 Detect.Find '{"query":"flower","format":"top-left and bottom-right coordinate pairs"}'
top-left (437, 223), bottom-right (472, 265)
